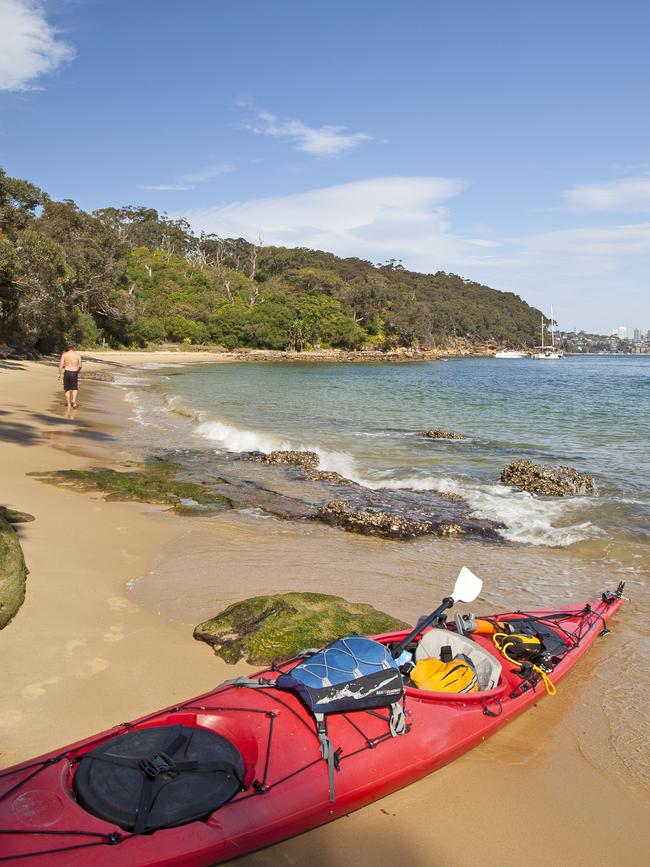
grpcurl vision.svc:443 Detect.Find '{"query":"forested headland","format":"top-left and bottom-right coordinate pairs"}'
top-left (0, 169), bottom-right (543, 354)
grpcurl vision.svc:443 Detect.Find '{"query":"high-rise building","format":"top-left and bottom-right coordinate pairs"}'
top-left (612, 325), bottom-right (628, 339)
top-left (634, 328), bottom-right (642, 341)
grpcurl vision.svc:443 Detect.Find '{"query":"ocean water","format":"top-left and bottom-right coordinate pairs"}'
top-left (118, 356), bottom-right (650, 798)
top-left (122, 356), bottom-right (650, 560)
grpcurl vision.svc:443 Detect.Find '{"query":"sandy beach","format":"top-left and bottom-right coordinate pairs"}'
top-left (0, 357), bottom-right (248, 767)
top-left (1, 353), bottom-right (647, 866)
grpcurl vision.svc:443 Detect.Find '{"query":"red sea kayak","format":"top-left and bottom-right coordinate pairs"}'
top-left (0, 587), bottom-right (624, 866)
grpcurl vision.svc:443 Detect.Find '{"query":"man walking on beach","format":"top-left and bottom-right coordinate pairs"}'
top-left (58, 342), bottom-right (82, 409)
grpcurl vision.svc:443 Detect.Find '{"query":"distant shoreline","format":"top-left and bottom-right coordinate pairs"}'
top-left (2, 342), bottom-right (505, 366)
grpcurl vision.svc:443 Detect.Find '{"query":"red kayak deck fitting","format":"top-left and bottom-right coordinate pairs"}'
top-left (0, 589), bottom-right (624, 866)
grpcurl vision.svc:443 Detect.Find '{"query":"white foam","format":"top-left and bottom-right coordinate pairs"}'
top-left (309, 445), bottom-right (359, 479)
top-left (130, 380), bottom-right (603, 549)
top-left (362, 473), bottom-right (603, 547)
top-left (195, 419), bottom-right (293, 454)
top-left (194, 419), bottom-right (359, 479)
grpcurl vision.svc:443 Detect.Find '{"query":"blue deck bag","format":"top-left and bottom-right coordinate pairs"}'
top-left (276, 635), bottom-right (406, 802)
top-left (276, 635), bottom-right (403, 715)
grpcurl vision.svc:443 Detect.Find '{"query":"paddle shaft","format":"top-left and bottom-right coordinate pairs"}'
top-left (392, 597), bottom-right (454, 658)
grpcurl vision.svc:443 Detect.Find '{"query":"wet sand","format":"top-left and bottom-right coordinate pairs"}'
top-left (1, 356), bottom-right (648, 865)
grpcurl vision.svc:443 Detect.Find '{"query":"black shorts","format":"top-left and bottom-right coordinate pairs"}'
top-left (63, 370), bottom-right (79, 392)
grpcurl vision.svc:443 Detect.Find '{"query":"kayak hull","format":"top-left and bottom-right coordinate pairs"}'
top-left (0, 595), bottom-right (623, 866)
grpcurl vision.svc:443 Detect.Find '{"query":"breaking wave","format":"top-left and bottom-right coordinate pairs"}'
top-left (116, 373), bottom-right (605, 552)
top-left (193, 415), bottom-right (600, 548)
top-left (194, 419), bottom-right (359, 479)
top-left (363, 473), bottom-right (602, 547)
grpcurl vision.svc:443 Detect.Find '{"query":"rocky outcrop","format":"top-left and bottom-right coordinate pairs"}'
top-left (0, 514), bottom-right (28, 629)
top-left (317, 500), bottom-right (464, 539)
top-left (193, 592), bottom-right (408, 664)
top-left (420, 428), bottom-right (464, 440)
top-left (32, 461), bottom-right (232, 512)
top-left (248, 450), bottom-right (320, 469)
top-left (500, 460), bottom-right (595, 496)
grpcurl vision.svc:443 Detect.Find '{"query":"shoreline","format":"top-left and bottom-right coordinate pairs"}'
top-left (0, 359), bottom-right (250, 767)
top-left (1, 355), bottom-right (647, 866)
top-left (4, 344), bottom-right (501, 373)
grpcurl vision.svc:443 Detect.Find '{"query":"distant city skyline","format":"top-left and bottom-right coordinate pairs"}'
top-left (1, 0), bottom-right (649, 333)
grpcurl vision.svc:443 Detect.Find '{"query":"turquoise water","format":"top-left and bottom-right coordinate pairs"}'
top-left (129, 356), bottom-right (650, 561)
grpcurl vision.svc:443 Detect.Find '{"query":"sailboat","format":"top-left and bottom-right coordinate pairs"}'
top-left (532, 307), bottom-right (563, 360)
top-left (494, 349), bottom-right (528, 358)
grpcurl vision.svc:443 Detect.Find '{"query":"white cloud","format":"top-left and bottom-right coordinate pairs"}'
top-left (247, 111), bottom-right (372, 157)
top-left (184, 176), bottom-right (468, 254)
top-left (182, 175), bottom-right (650, 332)
top-left (180, 163), bottom-right (233, 183)
top-left (140, 163), bottom-right (233, 192)
top-left (563, 177), bottom-right (650, 212)
top-left (0, 0), bottom-right (75, 91)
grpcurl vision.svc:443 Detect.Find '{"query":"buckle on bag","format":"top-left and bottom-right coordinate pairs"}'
top-left (139, 751), bottom-right (176, 778)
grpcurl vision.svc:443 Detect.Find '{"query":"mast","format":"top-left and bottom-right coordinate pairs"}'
top-left (541, 314), bottom-right (545, 348)
top-left (550, 305), bottom-right (555, 349)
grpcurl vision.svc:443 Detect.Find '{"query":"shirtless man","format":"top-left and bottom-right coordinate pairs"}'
top-left (58, 342), bottom-right (83, 408)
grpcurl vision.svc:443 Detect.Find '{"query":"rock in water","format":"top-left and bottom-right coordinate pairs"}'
top-left (317, 500), bottom-right (464, 539)
top-left (500, 460), bottom-right (595, 496)
top-left (193, 592), bottom-right (408, 664)
top-left (0, 514), bottom-right (27, 629)
top-left (248, 450), bottom-right (320, 469)
top-left (420, 428), bottom-right (464, 440)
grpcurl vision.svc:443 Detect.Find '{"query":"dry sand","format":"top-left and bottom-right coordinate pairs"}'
top-left (0, 355), bottom-right (647, 866)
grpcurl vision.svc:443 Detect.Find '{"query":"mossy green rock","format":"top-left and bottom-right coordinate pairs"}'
top-left (31, 460), bottom-right (231, 510)
top-left (0, 507), bottom-right (35, 524)
top-left (194, 592), bottom-right (409, 665)
top-left (0, 514), bottom-right (27, 629)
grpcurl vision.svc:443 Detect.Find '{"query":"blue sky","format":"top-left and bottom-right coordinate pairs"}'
top-left (1, 0), bottom-right (649, 333)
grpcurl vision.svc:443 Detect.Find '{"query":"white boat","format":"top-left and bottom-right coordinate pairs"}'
top-left (532, 307), bottom-right (563, 360)
top-left (494, 349), bottom-right (528, 358)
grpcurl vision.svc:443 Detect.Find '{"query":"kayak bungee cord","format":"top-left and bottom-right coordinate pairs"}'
top-left (490, 597), bottom-right (616, 698)
top-left (0, 682), bottom-right (408, 862)
top-left (492, 632), bottom-right (557, 696)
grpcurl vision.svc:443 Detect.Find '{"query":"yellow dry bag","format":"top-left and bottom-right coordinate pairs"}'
top-left (410, 657), bottom-right (479, 694)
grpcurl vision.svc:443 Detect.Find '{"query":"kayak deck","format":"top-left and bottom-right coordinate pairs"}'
top-left (0, 594), bottom-right (623, 866)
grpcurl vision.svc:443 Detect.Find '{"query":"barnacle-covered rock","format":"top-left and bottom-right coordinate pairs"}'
top-left (317, 500), bottom-right (464, 540)
top-left (500, 460), bottom-right (595, 496)
top-left (248, 450), bottom-right (320, 469)
top-left (420, 428), bottom-right (464, 440)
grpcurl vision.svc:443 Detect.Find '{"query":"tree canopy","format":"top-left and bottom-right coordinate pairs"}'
top-left (0, 168), bottom-right (543, 353)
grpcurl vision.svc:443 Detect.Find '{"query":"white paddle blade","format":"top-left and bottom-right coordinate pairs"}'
top-left (451, 567), bottom-right (483, 603)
